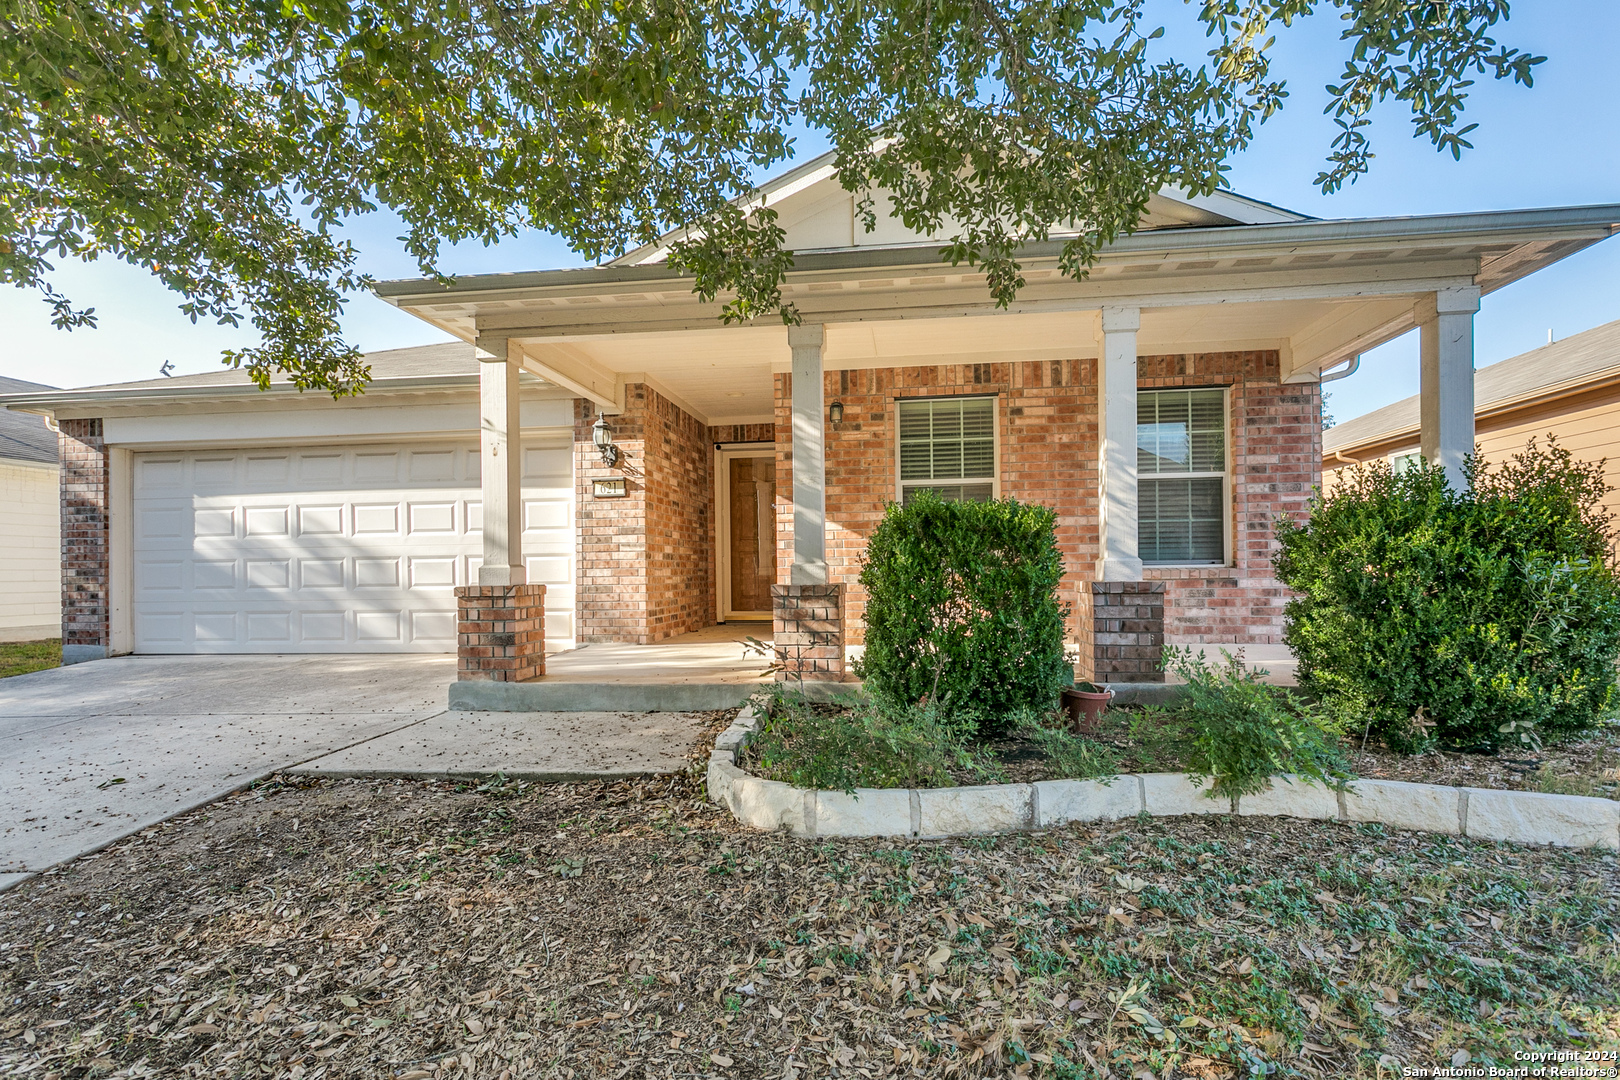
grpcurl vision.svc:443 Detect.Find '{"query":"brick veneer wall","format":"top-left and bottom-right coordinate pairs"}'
top-left (1140, 353), bottom-right (1320, 647)
top-left (776, 361), bottom-right (1098, 646)
top-left (773, 351), bottom-right (1315, 652)
top-left (59, 418), bottom-right (109, 651)
top-left (574, 386), bottom-right (719, 644)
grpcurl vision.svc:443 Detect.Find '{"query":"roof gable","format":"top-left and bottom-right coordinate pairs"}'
top-left (611, 150), bottom-right (1311, 267)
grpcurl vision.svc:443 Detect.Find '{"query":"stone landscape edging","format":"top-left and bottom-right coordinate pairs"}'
top-left (706, 703), bottom-right (1620, 850)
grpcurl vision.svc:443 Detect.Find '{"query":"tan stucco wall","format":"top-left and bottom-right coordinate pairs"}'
top-left (0, 459), bottom-right (61, 641)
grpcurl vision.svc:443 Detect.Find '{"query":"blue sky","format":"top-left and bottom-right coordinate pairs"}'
top-left (2, 1), bottom-right (1615, 426)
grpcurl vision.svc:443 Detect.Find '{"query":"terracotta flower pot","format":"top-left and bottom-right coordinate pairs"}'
top-left (1061, 687), bottom-right (1114, 735)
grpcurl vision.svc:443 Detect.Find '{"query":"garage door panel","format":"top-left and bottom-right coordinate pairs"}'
top-left (133, 442), bottom-right (575, 654)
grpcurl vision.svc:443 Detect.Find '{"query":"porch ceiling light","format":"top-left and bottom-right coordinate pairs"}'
top-left (828, 400), bottom-right (844, 428)
top-left (592, 411), bottom-right (620, 467)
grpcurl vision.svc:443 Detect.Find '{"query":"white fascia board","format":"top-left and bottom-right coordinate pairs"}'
top-left (102, 396), bottom-right (575, 450)
top-left (375, 202), bottom-right (1620, 307)
top-left (1158, 186), bottom-right (1313, 225)
top-left (1, 375), bottom-right (575, 422)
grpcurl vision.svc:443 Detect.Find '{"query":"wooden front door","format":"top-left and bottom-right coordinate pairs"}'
top-left (721, 452), bottom-right (775, 619)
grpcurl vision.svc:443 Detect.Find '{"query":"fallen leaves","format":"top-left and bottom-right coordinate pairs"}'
top-left (1, 745), bottom-right (1615, 1080)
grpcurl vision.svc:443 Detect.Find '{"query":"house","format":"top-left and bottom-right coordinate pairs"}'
top-left (5, 153), bottom-right (1618, 683)
top-left (1323, 319), bottom-right (1620, 539)
top-left (0, 377), bottom-right (61, 644)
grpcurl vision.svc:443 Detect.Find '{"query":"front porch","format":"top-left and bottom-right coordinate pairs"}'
top-left (449, 625), bottom-right (782, 711)
top-left (359, 182), bottom-right (1612, 706)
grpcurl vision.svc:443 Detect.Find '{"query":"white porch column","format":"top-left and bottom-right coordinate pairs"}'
top-left (476, 336), bottom-right (525, 586)
top-left (1419, 286), bottom-right (1481, 490)
top-left (787, 323), bottom-right (828, 584)
top-left (1097, 305), bottom-right (1143, 581)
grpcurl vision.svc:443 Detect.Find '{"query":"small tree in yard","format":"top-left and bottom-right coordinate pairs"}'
top-left (1275, 438), bottom-right (1620, 753)
top-left (856, 492), bottom-right (1068, 737)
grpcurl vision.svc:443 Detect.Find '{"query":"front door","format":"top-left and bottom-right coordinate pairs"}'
top-left (718, 450), bottom-right (775, 620)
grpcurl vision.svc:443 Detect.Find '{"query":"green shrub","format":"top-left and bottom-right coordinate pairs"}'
top-left (747, 688), bottom-right (971, 792)
top-left (855, 491), bottom-right (1070, 737)
top-left (1161, 647), bottom-right (1350, 804)
top-left (1275, 439), bottom-right (1620, 752)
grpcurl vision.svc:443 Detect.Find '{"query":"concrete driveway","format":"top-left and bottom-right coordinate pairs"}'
top-left (0, 654), bottom-right (454, 889)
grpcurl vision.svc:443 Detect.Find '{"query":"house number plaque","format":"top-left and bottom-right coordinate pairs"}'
top-left (592, 478), bottom-right (627, 499)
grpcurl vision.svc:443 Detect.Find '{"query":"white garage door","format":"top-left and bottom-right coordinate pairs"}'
top-left (132, 441), bottom-right (574, 653)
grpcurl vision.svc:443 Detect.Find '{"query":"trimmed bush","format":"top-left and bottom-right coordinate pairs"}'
top-left (1275, 439), bottom-right (1620, 752)
top-left (855, 491), bottom-right (1069, 737)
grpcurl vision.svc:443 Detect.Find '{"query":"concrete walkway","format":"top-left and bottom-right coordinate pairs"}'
top-left (0, 655), bottom-right (712, 891)
top-left (288, 709), bottom-right (708, 781)
top-left (0, 655), bottom-right (454, 888)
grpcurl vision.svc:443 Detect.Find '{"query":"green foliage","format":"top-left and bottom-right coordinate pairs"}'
top-left (856, 492), bottom-right (1069, 738)
top-left (1275, 439), bottom-right (1620, 752)
top-left (1160, 648), bottom-right (1350, 804)
top-left (748, 687), bottom-right (971, 792)
top-left (1014, 710), bottom-right (1122, 781)
top-left (2, 1), bottom-right (1539, 391)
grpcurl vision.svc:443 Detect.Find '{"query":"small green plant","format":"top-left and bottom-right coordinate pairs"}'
top-left (1014, 710), bottom-right (1121, 781)
top-left (856, 491), bottom-right (1070, 738)
top-left (1162, 647), bottom-right (1351, 804)
top-left (747, 687), bottom-right (971, 792)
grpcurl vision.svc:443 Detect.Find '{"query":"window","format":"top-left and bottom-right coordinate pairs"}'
top-left (1392, 452), bottom-right (1421, 474)
top-left (1137, 388), bottom-right (1226, 564)
top-left (897, 396), bottom-right (996, 503)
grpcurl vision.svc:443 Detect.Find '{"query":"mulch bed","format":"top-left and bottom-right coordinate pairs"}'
top-left (2, 750), bottom-right (1616, 1078)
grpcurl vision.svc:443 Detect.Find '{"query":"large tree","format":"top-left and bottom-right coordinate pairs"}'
top-left (1, 0), bottom-right (1541, 394)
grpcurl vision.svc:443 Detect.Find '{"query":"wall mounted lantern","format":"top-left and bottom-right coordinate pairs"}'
top-left (592, 411), bottom-right (620, 466)
top-left (828, 400), bottom-right (845, 429)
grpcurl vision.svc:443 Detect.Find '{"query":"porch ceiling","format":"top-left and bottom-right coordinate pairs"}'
top-left (510, 295), bottom-right (1416, 425)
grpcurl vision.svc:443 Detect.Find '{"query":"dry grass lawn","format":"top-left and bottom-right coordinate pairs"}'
top-left (2, 762), bottom-right (1617, 1079)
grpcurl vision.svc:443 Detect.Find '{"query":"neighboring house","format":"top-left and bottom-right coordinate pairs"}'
top-left (1323, 319), bottom-right (1620, 537)
top-left (5, 153), bottom-right (1618, 681)
top-left (0, 376), bottom-right (61, 643)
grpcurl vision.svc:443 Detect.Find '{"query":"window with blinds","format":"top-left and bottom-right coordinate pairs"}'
top-left (897, 396), bottom-right (996, 503)
top-left (1137, 388), bottom-right (1226, 564)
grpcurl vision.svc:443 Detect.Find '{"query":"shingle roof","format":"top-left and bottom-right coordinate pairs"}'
top-left (64, 340), bottom-right (476, 393)
top-left (1324, 318), bottom-right (1620, 454)
top-left (0, 376), bottom-right (59, 464)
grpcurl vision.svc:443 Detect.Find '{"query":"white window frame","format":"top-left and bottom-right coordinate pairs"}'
top-left (892, 394), bottom-right (1001, 504)
top-left (1136, 386), bottom-right (1232, 567)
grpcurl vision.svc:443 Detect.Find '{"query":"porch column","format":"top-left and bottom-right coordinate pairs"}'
top-left (787, 323), bottom-right (828, 584)
top-left (477, 336), bottom-right (525, 586)
top-left (457, 336), bottom-right (546, 682)
top-left (1419, 286), bottom-right (1480, 490)
top-left (1097, 305), bottom-right (1143, 581)
top-left (776, 322), bottom-right (845, 682)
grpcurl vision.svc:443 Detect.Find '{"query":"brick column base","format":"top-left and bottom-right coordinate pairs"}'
top-left (455, 584), bottom-right (547, 682)
top-left (1089, 581), bottom-right (1165, 684)
top-left (771, 583), bottom-right (845, 681)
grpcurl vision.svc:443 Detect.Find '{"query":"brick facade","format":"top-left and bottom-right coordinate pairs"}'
top-left (455, 584), bottom-right (547, 681)
top-left (771, 583), bottom-right (846, 681)
top-left (1084, 582), bottom-right (1166, 684)
top-left (574, 385), bottom-right (719, 644)
top-left (774, 351), bottom-right (1317, 662)
top-left (1140, 355), bottom-right (1320, 647)
top-left (59, 418), bottom-right (109, 651)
